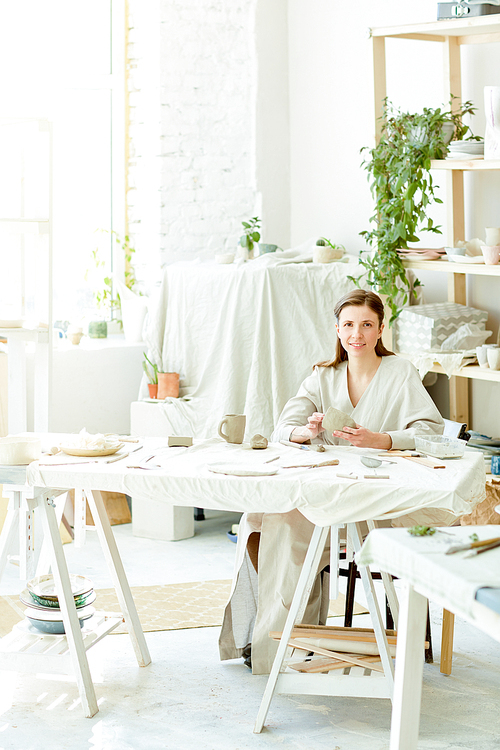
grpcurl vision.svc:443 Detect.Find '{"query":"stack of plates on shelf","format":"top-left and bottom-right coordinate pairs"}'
top-left (22, 574), bottom-right (96, 634)
top-left (397, 247), bottom-right (447, 261)
top-left (446, 141), bottom-right (484, 160)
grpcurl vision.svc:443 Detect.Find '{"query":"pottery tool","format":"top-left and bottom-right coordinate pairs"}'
top-left (105, 452), bottom-right (131, 464)
top-left (379, 450), bottom-right (445, 469)
top-left (336, 472), bottom-right (358, 479)
top-left (279, 440), bottom-right (325, 452)
top-left (446, 536), bottom-right (500, 555)
top-left (104, 434), bottom-right (140, 443)
top-left (467, 539), bottom-right (500, 556)
top-left (264, 455), bottom-right (281, 464)
top-left (283, 459), bottom-right (339, 470)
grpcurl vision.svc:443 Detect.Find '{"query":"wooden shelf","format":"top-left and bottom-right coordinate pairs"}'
top-left (430, 363), bottom-right (500, 382)
top-left (370, 15), bottom-right (500, 42)
top-left (431, 159), bottom-right (500, 170)
top-left (403, 259), bottom-right (500, 276)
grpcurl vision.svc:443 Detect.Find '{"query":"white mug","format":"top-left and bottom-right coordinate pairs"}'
top-left (487, 347), bottom-right (500, 370)
top-left (485, 227), bottom-right (500, 246)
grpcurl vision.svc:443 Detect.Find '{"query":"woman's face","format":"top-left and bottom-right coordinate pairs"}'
top-left (335, 304), bottom-right (383, 359)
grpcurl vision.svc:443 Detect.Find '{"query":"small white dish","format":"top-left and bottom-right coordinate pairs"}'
top-left (447, 255), bottom-right (485, 264)
top-left (59, 443), bottom-right (122, 457)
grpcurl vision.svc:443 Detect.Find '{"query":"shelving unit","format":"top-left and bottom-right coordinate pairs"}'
top-left (371, 16), bottom-right (500, 425)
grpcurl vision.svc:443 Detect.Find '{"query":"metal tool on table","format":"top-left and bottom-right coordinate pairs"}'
top-left (360, 455), bottom-right (392, 479)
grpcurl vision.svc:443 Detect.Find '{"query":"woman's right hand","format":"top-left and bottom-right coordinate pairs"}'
top-left (291, 412), bottom-right (325, 442)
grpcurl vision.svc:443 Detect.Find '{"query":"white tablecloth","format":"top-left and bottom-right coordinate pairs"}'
top-left (143, 248), bottom-right (366, 440)
top-left (356, 525), bottom-right (500, 623)
top-left (27, 439), bottom-right (486, 528)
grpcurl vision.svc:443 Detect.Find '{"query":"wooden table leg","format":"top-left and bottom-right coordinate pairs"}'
top-left (390, 583), bottom-right (427, 750)
top-left (440, 609), bottom-right (455, 675)
top-left (37, 492), bottom-right (98, 718)
top-left (85, 490), bottom-right (151, 668)
top-left (253, 524), bottom-right (330, 733)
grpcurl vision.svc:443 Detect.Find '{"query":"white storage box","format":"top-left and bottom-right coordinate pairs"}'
top-left (393, 302), bottom-right (488, 354)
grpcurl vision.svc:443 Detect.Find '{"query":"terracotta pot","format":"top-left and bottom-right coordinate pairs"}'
top-left (157, 372), bottom-right (179, 399)
top-left (147, 383), bottom-right (158, 399)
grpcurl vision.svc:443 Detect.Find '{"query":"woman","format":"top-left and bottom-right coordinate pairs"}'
top-left (219, 289), bottom-right (444, 674)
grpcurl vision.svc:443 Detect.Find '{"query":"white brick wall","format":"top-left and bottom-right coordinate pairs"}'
top-left (128, 0), bottom-right (259, 278)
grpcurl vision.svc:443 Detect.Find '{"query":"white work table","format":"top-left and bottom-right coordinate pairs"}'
top-left (356, 526), bottom-right (500, 750)
top-left (0, 436), bottom-right (487, 727)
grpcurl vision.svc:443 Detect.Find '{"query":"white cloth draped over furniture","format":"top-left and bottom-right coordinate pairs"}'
top-left (142, 248), bottom-right (366, 440)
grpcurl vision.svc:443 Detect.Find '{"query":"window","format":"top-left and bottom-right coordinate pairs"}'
top-left (0, 1), bottom-right (125, 325)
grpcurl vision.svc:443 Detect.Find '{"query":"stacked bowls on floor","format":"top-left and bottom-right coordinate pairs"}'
top-left (21, 574), bottom-right (96, 634)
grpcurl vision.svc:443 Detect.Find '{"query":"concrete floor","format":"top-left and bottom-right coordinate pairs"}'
top-left (1, 510), bottom-right (499, 750)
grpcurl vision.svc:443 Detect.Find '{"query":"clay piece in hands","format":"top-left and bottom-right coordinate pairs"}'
top-left (322, 407), bottom-right (357, 433)
top-left (250, 434), bottom-right (268, 450)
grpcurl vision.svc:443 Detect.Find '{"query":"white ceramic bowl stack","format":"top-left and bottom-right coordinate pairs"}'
top-left (0, 436), bottom-right (41, 465)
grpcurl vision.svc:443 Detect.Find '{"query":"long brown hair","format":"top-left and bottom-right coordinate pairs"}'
top-left (316, 289), bottom-right (394, 368)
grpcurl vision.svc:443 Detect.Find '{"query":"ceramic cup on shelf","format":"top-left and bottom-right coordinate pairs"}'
top-left (157, 372), bottom-right (179, 399)
top-left (487, 347), bottom-right (500, 370)
top-left (476, 345), bottom-right (489, 367)
top-left (481, 245), bottom-right (500, 265)
top-left (485, 227), bottom-right (500, 246)
top-left (218, 414), bottom-right (246, 444)
top-left (491, 455), bottom-right (500, 476)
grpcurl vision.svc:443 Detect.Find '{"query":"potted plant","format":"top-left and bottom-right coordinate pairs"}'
top-left (314, 237), bottom-right (345, 263)
top-left (237, 216), bottom-right (261, 260)
top-left (143, 352), bottom-right (159, 399)
top-left (351, 98), bottom-right (480, 323)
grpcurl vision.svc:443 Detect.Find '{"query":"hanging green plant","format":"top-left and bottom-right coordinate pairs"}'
top-left (350, 98), bottom-right (480, 324)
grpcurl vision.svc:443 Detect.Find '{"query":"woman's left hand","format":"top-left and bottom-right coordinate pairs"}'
top-left (332, 425), bottom-right (392, 450)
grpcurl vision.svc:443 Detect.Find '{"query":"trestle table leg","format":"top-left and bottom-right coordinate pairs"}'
top-left (254, 524), bottom-right (330, 734)
top-left (389, 583), bottom-right (427, 750)
top-left (85, 490), bottom-right (151, 667)
top-left (37, 493), bottom-right (98, 718)
top-left (0, 501), bottom-right (19, 582)
top-left (349, 522), bottom-right (395, 691)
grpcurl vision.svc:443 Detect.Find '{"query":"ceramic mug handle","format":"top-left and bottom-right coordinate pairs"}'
top-left (218, 418), bottom-right (229, 442)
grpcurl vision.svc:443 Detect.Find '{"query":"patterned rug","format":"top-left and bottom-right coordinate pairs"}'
top-left (0, 583), bottom-right (367, 637)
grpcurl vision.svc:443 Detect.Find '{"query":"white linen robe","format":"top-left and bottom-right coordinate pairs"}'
top-left (219, 355), bottom-right (444, 674)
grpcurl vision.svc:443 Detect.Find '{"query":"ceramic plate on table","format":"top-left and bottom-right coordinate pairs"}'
top-left (27, 573), bottom-right (94, 600)
top-left (59, 443), bottom-right (123, 457)
top-left (207, 462), bottom-right (278, 477)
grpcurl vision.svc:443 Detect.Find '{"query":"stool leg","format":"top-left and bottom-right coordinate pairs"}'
top-left (425, 605), bottom-right (433, 664)
top-left (440, 609), bottom-right (454, 675)
top-left (344, 561), bottom-right (357, 628)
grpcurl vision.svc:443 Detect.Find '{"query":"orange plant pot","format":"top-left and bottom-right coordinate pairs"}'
top-left (157, 372), bottom-right (179, 399)
top-left (147, 383), bottom-right (158, 399)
